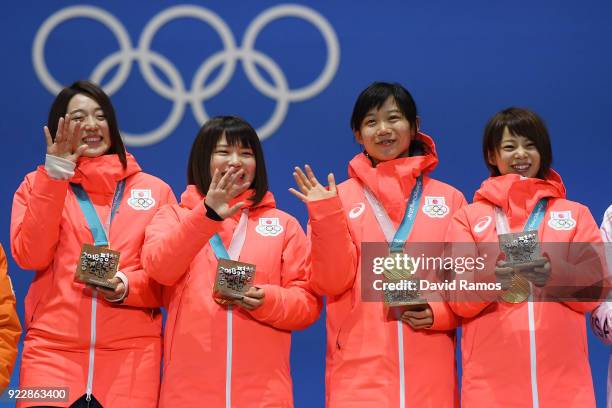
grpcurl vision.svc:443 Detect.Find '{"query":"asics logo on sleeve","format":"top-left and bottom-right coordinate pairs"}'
top-left (473, 216), bottom-right (492, 234)
top-left (349, 203), bottom-right (365, 219)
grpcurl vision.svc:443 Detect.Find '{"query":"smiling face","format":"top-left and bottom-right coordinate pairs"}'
top-left (209, 134), bottom-right (256, 194)
top-left (67, 93), bottom-right (111, 157)
top-left (354, 96), bottom-right (416, 164)
top-left (489, 127), bottom-right (541, 178)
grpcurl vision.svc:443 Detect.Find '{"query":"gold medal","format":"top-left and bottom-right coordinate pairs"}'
top-left (382, 253), bottom-right (421, 307)
top-left (500, 273), bottom-right (531, 303)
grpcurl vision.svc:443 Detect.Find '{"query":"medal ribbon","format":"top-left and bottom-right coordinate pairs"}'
top-left (494, 198), bottom-right (548, 234)
top-left (209, 210), bottom-right (249, 261)
top-left (363, 176), bottom-right (423, 252)
top-left (71, 179), bottom-right (126, 247)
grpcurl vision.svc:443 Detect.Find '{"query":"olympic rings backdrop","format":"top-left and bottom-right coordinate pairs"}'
top-left (2, 1), bottom-right (612, 406)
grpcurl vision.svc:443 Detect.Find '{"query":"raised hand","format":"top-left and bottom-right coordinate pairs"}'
top-left (289, 164), bottom-right (337, 203)
top-left (205, 167), bottom-right (251, 219)
top-left (44, 114), bottom-right (88, 163)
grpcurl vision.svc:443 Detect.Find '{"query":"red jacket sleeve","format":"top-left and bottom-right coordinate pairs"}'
top-left (11, 167), bottom-right (69, 271)
top-left (0, 245), bottom-right (22, 392)
top-left (550, 204), bottom-right (606, 314)
top-left (142, 201), bottom-right (222, 286)
top-left (306, 196), bottom-right (358, 297)
top-left (120, 185), bottom-right (178, 308)
top-left (247, 217), bottom-right (323, 330)
top-left (446, 207), bottom-right (493, 318)
top-left (427, 189), bottom-right (466, 330)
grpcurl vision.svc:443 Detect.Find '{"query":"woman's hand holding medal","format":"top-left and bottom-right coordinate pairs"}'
top-left (496, 257), bottom-right (551, 290)
top-left (44, 114), bottom-right (88, 163)
top-left (235, 286), bottom-right (265, 311)
top-left (89, 277), bottom-right (127, 303)
top-left (289, 164), bottom-right (337, 202)
top-left (401, 304), bottom-right (433, 329)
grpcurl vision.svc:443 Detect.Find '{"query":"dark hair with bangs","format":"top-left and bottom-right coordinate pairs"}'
top-left (350, 81), bottom-right (427, 156)
top-left (187, 116), bottom-right (268, 205)
top-left (47, 80), bottom-right (127, 168)
top-left (483, 107), bottom-right (553, 179)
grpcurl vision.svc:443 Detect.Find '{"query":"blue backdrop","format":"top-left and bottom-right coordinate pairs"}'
top-left (1, 1), bottom-right (611, 406)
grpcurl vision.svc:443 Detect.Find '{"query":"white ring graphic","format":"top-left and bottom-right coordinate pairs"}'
top-left (32, 4), bottom-right (340, 146)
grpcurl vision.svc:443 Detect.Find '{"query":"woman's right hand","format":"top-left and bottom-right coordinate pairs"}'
top-left (289, 164), bottom-right (337, 202)
top-left (44, 114), bottom-right (88, 163)
top-left (495, 260), bottom-right (514, 291)
top-left (205, 167), bottom-right (251, 219)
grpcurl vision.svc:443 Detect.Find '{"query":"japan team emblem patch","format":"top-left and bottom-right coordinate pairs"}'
top-left (127, 189), bottom-right (156, 210)
top-left (547, 211), bottom-right (576, 231)
top-left (256, 218), bottom-right (284, 237)
top-left (422, 196), bottom-right (449, 218)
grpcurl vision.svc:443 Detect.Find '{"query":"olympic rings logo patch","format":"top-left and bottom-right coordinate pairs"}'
top-left (547, 210), bottom-right (576, 231)
top-left (33, 4), bottom-right (340, 146)
top-left (422, 196), bottom-right (449, 218)
top-left (127, 189), bottom-right (156, 210)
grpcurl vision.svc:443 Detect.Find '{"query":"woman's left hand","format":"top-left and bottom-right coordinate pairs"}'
top-left (94, 277), bottom-right (127, 302)
top-left (517, 257), bottom-right (551, 287)
top-left (401, 303), bottom-right (433, 329)
top-left (235, 286), bottom-right (265, 311)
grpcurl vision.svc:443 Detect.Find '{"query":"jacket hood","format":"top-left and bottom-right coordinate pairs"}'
top-left (474, 170), bottom-right (566, 220)
top-left (70, 153), bottom-right (141, 194)
top-left (348, 132), bottom-right (438, 224)
top-left (180, 186), bottom-right (276, 218)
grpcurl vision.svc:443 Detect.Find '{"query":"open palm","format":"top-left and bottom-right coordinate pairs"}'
top-left (289, 164), bottom-right (337, 203)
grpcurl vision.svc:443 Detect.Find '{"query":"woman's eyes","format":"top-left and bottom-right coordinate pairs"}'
top-left (70, 115), bottom-right (106, 122)
top-left (214, 150), bottom-right (253, 156)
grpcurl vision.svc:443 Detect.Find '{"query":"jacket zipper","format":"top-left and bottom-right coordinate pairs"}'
top-left (527, 293), bottom-right (539, 408)
top-left (226, 305), bottom-right (233, 408)
top-left (397, 320), bottom-right (405, 408)
top-left (86, 291), bottom-right (98, 402)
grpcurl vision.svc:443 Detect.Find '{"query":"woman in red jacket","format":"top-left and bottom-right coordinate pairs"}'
top-left (446, 107), bottom-right (603, 407)
top-left (142, 115), bottom-right (321, 407)
top-left (11, 80), bottom-right (176, 407)
top-left (291, 82), bottom-right (466, 407)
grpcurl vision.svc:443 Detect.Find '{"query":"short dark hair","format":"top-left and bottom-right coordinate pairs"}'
top-left (47, 80), bottom-right (127, 168)
top-left (482, 107), bottom-right (553, 179)
top-left (187, 116), bottom-right (269, 205)
top-left (350, 81), bottom-right (427, 156)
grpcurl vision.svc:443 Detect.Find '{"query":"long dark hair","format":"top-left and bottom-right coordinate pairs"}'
top-left (47, 80), bottom-right (127, 168)
top-left (187, 116), bottom-right (269, 205)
